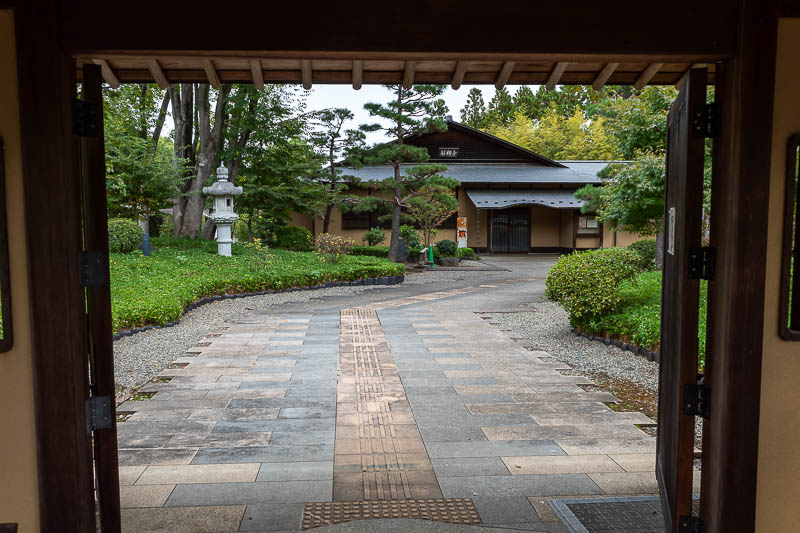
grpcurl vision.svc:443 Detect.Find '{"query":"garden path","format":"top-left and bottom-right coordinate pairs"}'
top-left (115, 255), bottom-right (677, 533)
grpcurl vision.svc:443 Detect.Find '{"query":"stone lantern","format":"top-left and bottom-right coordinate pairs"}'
top-left (202, 163), bottom-right (243, 257)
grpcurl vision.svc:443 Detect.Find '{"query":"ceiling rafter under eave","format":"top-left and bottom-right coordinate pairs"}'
top-left (301, 59), bottom-right (312, 90)
top-left (495, 61), bottom-right (515, 90)
top-left (352, 60), bottom-right (363, 90)
top-left (249, 59), bottom-right (264, 90)
top-left (202, 58), bottom-right (220, 88)
top-left (92, 59), bottom-right (120, 88)
top-left (546, 62), bottom-right (570, 90)
top-left (145, 58), bottom-right (169, 89)
top-left (451, 61), bottom-right (469, 90)
top-left (402, 60), bottom-right (416, 89)
top-left (592, 62), bottom-right (619, 91)
top-left (634, 62), bottom-right (664, 90)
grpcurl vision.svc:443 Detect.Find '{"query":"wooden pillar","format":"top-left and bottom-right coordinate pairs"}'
top-left (700, 0), bottom-right (778, 531)
top-left (15, 1), bottom-right (97, 531)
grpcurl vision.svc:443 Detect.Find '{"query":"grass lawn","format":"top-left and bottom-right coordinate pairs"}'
top-left (586, 270), bottom-right (708, 369)
top-left (110, 237), bottom-right (404, 332)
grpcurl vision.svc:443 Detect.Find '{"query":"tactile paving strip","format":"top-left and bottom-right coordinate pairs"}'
top-left (302, 499), bottom-right (482, 529)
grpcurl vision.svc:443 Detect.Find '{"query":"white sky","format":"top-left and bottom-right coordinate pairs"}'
top-left (304, 85), bottom-right (529, 144)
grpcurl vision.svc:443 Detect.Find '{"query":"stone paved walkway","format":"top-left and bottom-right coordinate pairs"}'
top-left (116, 257), bottom-right (673, 533)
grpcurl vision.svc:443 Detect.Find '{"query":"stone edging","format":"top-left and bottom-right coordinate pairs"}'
top-left (112, 274), bottom-right (405, 341)
top-left (572, 328), bottom-right (660, 363)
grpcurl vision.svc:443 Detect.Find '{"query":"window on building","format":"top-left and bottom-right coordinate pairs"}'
top-left (577, 215), bottom-right (600, 235)
top-left (438, 147), bottom-right (459, 158)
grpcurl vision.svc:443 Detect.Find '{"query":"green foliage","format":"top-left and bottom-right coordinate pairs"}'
top-left (545, 248), bottom-right (640, 322)
top-left (270, 226), bottom-right (313, 251)
top-left (108, 218), bottom-right (143, 253)
top-left (351, 246), bottom-right (390, 258)
top-left (406, 186), bottom-right (458, 247)
top-left (457, 247), bottom-right (475, 259)
top-left (364, 227), bottom-right (386, 246)
top-left (460, 88), bottom-right (487, 129)
top-left (486, 88), bottom-right (514, 127)
top-left (435, 239), bottom-right (458, 258)
top-left (110, 238), bottom-right (404, 332)
top-left (598, 86), bottom-right (676, 159)
top-left (627, 239), bottom-right (658, 271)
top-left (399, 225), bottom-right (421, 248)
top-left (315, 233), bottom-right (355, 264)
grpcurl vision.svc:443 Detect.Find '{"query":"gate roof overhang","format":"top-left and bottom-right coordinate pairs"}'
top-left (466, 189), bottom-right (584, 210)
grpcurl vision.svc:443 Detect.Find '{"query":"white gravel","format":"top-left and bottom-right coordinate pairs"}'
top-left (113, 269), bottom-right (493, 395)
top-left (484, 301), bottom-right (659, 393)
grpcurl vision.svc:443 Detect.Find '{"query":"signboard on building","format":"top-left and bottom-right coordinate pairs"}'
top-left (457, 217), bottom-right (468, 248)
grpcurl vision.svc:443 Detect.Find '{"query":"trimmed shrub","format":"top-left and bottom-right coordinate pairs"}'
top-left (271, 226), bottom-right (313, 251)
top-left (628, 239), bottom-right (658, 271)
top-left (545, 248), bottom-right (640, 324)
top-left (108, 218), bottom-right (143, 253)
top-left (351, 246), bottom-right (389, 258)
top-left (315, 233), bottom-right (355, 264)
top-left (435, 239), bottom-right (458, 258)
top-left (363, 227), bottom-right (386, 246)
top-left (457, 247), bottom-right (475, 259)
top-left (399, 225), bottom-right (421, 248)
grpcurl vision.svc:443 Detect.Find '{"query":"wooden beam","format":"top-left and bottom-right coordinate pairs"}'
top-left (145, 58), bottom-right (169, 89)
top-left (495, 61), bottom-right (514, 90)
top-left (352, 59), bottom-right (363, 90)
top-left (634, 62), bottom-right (663, 90)
top-left (451, 61), bottom-right (469, 90)
top-left (249, 58), bottom-right (263, 89)
top-left (300, 59), bottom-right (312, 90)
top-left (545, 61), bottom-right (569, 90)
top-left (92, 58), bottom-right (119, 88)
top-left (402, 60), bottom-right (416, 89)
top-left (201, 58), bottom-right (220, 88)
top-left (675, 63), bottom-right (707, 90)
top-left (592, 62), bottom-right (619, 91)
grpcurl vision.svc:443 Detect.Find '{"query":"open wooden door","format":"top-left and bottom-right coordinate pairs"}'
top-left (657, 67), bottom-right (708, 532)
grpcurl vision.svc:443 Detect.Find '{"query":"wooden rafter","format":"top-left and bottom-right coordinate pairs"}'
top-left (451, 61), bottom-right (469, 90)
top-left (352, 60), bottom-right (363, 90)
top-left (495, 61), bottom-right (515, 90)
top-left (249, 59), bottom-right (264, 90)
top-left (676, 63), bottom-right (707, 90)
top-left (201, 58), bottom-right (220, 88)
top-left (592, 62), bottom-right (619, 91)
top-left (92, 58), bottom-right (119, 88)
top-left (301, 59), bottom-right (312, 90)
top-left (145, 58), bottom-right (169, 89)
top-left (402, 61), bottom-right (416, 89)
top-left (634, 62), bottom-right (664, 90)
top-left (546, 62), bottom-right (569, 90)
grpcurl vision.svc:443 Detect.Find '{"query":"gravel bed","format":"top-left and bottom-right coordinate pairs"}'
top-left (403, 269), bottom-right (494, 284)
top-left (113, 269), bottom-right (492, 396)
top-left (485, 301), bottom-right (704, 452)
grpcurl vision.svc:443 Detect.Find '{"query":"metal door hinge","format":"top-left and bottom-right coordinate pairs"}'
top-left (688, 246), bottom-right (715, 280)
top-left (693, 103), bottom-right (720, 138)
top-left (679, 515), bottom-right (705, 532)
top-left (683, 383), bottom-right (711, 419)
top-left (79, 251), bottom-right (105, 287)
top-left (73, 99), bottom-right (101, 137)
top-left (85, 395), bottom-right (113, 433)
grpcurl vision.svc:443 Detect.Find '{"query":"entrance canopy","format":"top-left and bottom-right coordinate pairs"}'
top-left (466, 189), bottom-right (584, 209)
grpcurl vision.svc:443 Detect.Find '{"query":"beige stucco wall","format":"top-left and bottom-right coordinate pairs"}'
top-left (755, 18), bottom-right (800, 532)
top-left (601, 225), bottom-right (643, 248)
top-left (530, 206), bottom-right (560, 248)
top-left (559, 210), bottom-right (574, 248)
top-left (288, 211), bottom-right (313, 232)
top-left (0, 10), bottom-right (40, 530)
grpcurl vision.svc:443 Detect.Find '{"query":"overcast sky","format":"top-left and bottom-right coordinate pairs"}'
top-left (303, 84), bottom-right (530, 144)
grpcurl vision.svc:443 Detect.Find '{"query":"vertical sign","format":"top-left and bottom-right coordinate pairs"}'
top-left (457, 217), bottom-right (468, 248)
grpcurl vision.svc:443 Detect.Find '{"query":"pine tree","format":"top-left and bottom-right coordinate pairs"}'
top-left (512, 86), bottom-right (536, 119)
top-left (354, 84), bottom-right (460, 262)
top-left (486, 88), bottom-right (515, 127)
top-left (460, 88), bottom-right (487, 129)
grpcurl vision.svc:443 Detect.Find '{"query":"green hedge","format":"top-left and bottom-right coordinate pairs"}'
top-left (627, 239), bottom-right (658, 271)
top-left (436, 239), bottom-right (458, 257)
top-left (271, 226), bottom-right (313, 251)
top-left (457, 247), bottom-right (475, 259)
top-left (351, 245), bottom-right (389, 257)
top-left (110, 237), bottom-right (404, 332)
top-left (108, 218), bottom-right (143, 253)
top-left (545, 248), bottom-right (640, 322)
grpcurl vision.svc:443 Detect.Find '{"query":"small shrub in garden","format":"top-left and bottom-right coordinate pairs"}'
top-left (315, 233), bottom-right (355, 264)
top-left (435, 239), bottom-right (458, 257)
top-left (364, 227), bottom-right (386, 246)
top-left (545, 248), bottom-right (640, 324)
top-left (108, 218), bottom-right (143, 253)
top-left (271, 226), bottom-right (313, 251)
top-left (399, 225), bottom-right (421, 248)
top-left (457, 247), bottom-right (475, 259)
top-left (628, 239), bottom-right (658, 271)
top-left (351, 246), bottom-right (389, 258)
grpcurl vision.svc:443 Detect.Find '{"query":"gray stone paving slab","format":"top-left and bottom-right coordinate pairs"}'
top-left (431, 457), bottom-right (511, 477)
top-left (268, 430), bottom-right (335, 446)
top-left (426, 440), bottom-right (565, 458)
top-left (119, 448), bottom-right (198, 466)
top-left (418, 425), bottom-right (489, 442)
top-left (256, 461), bottom-right (333, 482)
top-left (121, 505), bottom-right (246, 533)
top-left (192, 444), bottom-right (334, 464)
top-left (472, 496), bottom-right (542, 524)
top-left (438, 474), bottom-right (603, 498)
top-left (239, 503), bottom-right (306, 531)
top-left (165, 480), bottom-right (332, 506)
top-left (213, 418), bottom-right (336, 433)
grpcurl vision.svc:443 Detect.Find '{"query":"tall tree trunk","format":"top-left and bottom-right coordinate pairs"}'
top-left (169, 83), bottom-right (195, 237)
top-left (151, 91), bottom-right (170, 151)
top-left (323, 204), bottom-right (333, 233)
top-left (388, 166), bottom-right (402, 262)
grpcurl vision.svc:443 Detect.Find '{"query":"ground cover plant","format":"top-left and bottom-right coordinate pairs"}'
top-left (110, 237), bottom-right (403, 332)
